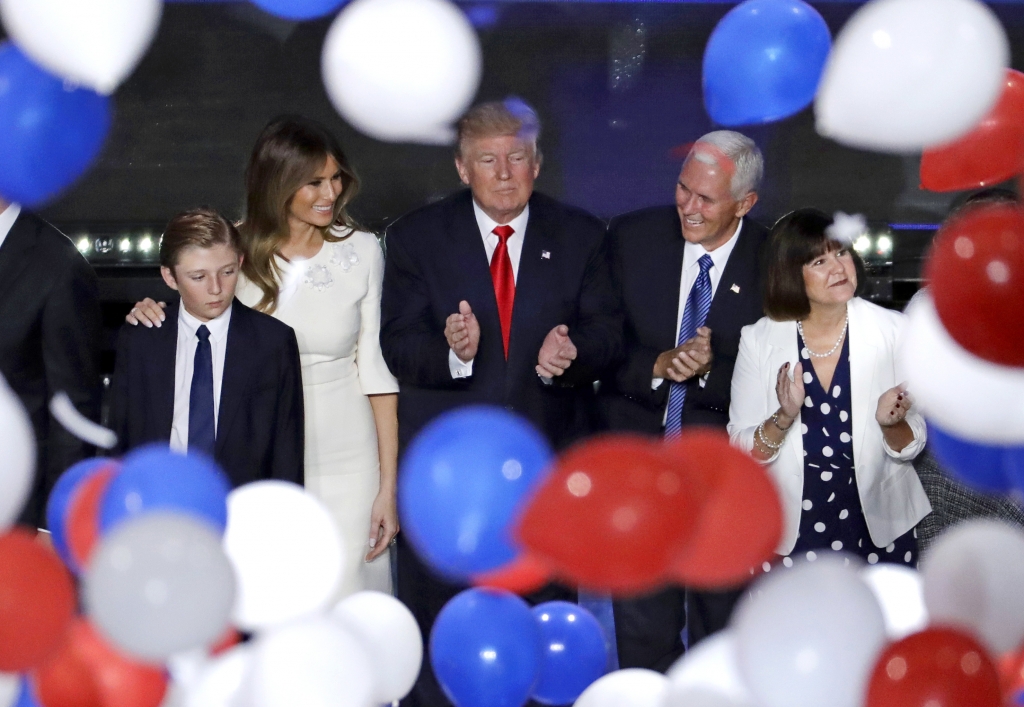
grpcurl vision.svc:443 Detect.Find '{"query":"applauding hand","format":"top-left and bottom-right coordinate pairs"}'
top-left (776, 361), bottom-right (805, 423)
top-left (444, 300), bottom-right (480, 363)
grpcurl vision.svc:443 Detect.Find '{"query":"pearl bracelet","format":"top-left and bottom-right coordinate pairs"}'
top-left (756, 420), bottom-right (783, 451)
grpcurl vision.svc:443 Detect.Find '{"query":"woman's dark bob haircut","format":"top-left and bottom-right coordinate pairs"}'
top-left (764, 208), bottom-right (866, 322)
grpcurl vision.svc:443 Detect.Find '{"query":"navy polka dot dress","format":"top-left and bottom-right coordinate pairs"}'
top-left (785, 331), bottom-right (917, 568)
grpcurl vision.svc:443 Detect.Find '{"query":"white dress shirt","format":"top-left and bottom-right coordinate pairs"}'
top-left (449, 201), bottom-right (531, 379)
top-left (0, 203), bottom-right (22, 251)
top-left (654, 219), bottom-right (744, 403)
top-left (169, 303), bottom-right (232, 453)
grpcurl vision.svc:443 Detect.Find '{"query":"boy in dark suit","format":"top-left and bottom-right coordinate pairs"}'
top-left (110, 208), bottom-right (304, 486)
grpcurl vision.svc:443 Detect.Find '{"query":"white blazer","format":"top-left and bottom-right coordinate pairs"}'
top-left (728, 297), bottom-right (932, 555)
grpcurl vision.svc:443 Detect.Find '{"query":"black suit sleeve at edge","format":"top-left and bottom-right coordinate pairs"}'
top-left (39, 252), bottom-right (102, 516)
top-left (556, 227), bottom-right (624, 388)
top-left (380, 226), bottom-right (466, 390)
top-left (271, 329), bottom-right (305, 485)
top-left (109, 325), bottom-right (133, 458)
top-left (606, 217), bottom-right (669, 410)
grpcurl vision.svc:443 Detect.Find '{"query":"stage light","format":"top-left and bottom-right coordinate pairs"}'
top-left (137, 235), bottom-right (154, 253)
top-left (876, 234), bottom-right (893, 257)
top-left (853, 235), bottom-right (872, 255)
top-left (118, 237), bottom-right (132, 253)
top-left (76, 237), bottom-right (91, 255)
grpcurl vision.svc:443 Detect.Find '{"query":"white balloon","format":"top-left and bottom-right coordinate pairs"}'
top-left (185, 645), bottom-right (253, 707)
top-left (921, 519), bottom-right (1024, 654)
top-left (815, 0), bottom-right (1008, 152)
top-left (860, 564), bottom-right (928, 640)
top-left (332, 591), bottom-right (423, 703)
top-left (0, 673), bottom-right (19, 707)
top-left (899, 293), bottom-right (1024, 444)
top-left (733, 556), bottom-right (886, 707)
top-left (574, 669), bottom-right (668, 707)
top-left (664, 632), bottom-right (755, 707)
top-left (321, 0), bottom-right (481, 144)
top-left (0, 0), bottom-right (161, 94)
top-left (249, 617), bottom-right (375, 707)
top-left (0, 374), bottom-right (34, 532)
top-left (224, 481), bottom-right (344, 631)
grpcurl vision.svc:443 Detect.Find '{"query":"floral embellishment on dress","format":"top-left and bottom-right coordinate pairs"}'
top-left (330, 242), bottom-right (360, 273)
top-left (304, 263), bottom-right (334, 292)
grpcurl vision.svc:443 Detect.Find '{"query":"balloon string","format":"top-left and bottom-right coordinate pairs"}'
top-left (49, 391), bottom-right (117, 450)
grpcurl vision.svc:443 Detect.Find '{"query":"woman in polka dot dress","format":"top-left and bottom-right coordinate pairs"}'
top-left (728, 209), bottom-right (931, 569)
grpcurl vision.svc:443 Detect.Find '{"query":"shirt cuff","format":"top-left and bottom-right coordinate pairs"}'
top-left (449, 349), bottom-right (474, 379)
top-left (652, 377), bottom-right (665, 390)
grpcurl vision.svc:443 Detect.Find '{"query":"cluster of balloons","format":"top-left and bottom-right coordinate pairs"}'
top-left (0, 373), bottom-right (424, 707)
top-left (401, 407), bottom-right (784, 597)
top-left (431, 590), bottom-right (607, 707)
top-left (0, 0), bottom-right (162, 205)
top-left (899, 202), bottom-right (1024, 493)
top-left (704, 0), bottom-right (1011, 162)
top-left (572, 519), bottom-right (1023, 707)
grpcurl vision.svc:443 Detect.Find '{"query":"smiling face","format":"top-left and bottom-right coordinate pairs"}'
top-left (161, 242), bottom-right (242, 322)
top-left (802, 246), bottom-right (858, 308)
top-left (675, 148), bottom-right (757, 251)
top-left (288, 155), bottom-right (343, 230)
top-left (455, 134), bottom-right (540, 224)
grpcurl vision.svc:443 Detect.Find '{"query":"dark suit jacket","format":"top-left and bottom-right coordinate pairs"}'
top-left (0, 210), bottom-right (102, 527)
top-left (110, 299), bottom-right (305, 487)
top-left (381, 190), bottom-right (623, 450)
top-left (598, 206), bottom-right (768, 434)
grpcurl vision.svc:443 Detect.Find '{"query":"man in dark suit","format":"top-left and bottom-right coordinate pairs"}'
top-left (381, 99), bottom-right (622, 707)
top-left (110, 208), bottom-right (304, 487)
top-left (0, 198), bottom-right (102, 529)
top-left (597, 131), bottom-right (769, 670)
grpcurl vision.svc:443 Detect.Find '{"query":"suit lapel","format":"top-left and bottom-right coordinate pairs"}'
top-left (847, 298), bottom-right (878, 467)
top-left (216, 301), bottom-right (251, 457)
top-left (655, 210), bottom-right (685, 350)
top-left (0, 214), bottom-right (40, 307)
top-left (448, 193), bottom-right (502, 336)
top-left (706, 219), bottom-right (758, 326)
top-left (507, 197), bottom-right (556, 369)
top-left (148, 303), bottom-right (179, 440)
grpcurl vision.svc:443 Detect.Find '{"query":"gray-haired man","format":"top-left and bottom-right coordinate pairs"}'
top-left (597, 131), bottom-right (770, 669)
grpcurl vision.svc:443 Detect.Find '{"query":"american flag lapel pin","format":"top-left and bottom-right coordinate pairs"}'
top-left (541, 250), bottom-right (551, 260)
top-left (730, 283), bottom-right (741, 294)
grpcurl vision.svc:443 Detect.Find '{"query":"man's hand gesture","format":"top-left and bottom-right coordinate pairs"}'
top-left (537, 325), bottom-right (577, 378)
top-left (444, 300), bottom-right (480, 363)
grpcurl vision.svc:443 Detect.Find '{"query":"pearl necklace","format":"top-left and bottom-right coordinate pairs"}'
top-left (797, 312), bottom-right (848, 358)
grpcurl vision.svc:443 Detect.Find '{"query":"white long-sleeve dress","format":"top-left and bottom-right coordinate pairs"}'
top-left (236, 229), bottom-right (399, 598)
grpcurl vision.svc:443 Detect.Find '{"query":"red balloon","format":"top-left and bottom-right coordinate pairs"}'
top-left (0, 529), bottom-right (76, 671)
top-left (35, 619), bottom-right (166, 707)
top-left (472, 553), bottom-right (551, 595)
top-left (866, 627), bottom-right (1001, 707)
top-left (921, 70), bottom-right (1024, 192)
top-left (925, 202), bottom-right (1024, 367)
top-left (516, 434), bottom-right (700, 594)
top-left (663, 430), bottom-right (783, 589)
top-left (997, 644), bottom-right (1024, 699)
top-left (66, 467), bottom-right (115, 571)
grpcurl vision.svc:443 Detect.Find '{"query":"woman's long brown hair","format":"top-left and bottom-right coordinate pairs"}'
top-left (239, 115), bottom-right (361, 313)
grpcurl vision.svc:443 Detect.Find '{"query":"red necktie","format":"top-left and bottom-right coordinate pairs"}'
top-left (490, 225), bottom-right (515, 358)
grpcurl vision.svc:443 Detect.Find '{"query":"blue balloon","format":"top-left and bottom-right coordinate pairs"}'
top-left (0, 43), bottom-right (111, 207)
top-left (432, 588), bottom-right (543, 707)
top-left (703, 0), bottom-right (831, 126)
top-left (46, 457), bottom-right (116, 571)
top-left (250, 0), bottom-right (346, 20)
top-left (927, 422), bottom-right (1012, 494)
top-left (531, 602), bottom-right (608, 705)
top-left (14, 678), bottom-right (42, 707)
top-left (100, 444), bottom-right (231, 535)
top-left (399, 406), bottom-right (553, 580)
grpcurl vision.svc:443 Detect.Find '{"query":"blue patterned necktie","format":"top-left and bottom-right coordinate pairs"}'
top-left (188, 324), bottom-right (216, 455)
top-left (665, 254), bottom-right (714, 438)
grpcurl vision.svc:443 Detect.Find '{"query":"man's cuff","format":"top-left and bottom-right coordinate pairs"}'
top-left (449, 349), bottom-right (474, 379)
top-left (652, 377), bottom-right (665, 390)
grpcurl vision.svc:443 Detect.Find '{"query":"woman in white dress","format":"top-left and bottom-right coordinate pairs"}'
top-left (128, 116), bottom-right (399, 597)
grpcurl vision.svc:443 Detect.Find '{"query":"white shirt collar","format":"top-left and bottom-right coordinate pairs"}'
top-left (0, 203), bottom-right (22, 251)
top-left (683, 218), bottom-right (743, 273)
top-left (178, 300), bottom-right (233, 341)
top-left (472, 200), bottom-right (530, 241)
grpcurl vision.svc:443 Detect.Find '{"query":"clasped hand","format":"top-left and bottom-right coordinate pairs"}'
top-left (654, 327), bottom-right (713, 383)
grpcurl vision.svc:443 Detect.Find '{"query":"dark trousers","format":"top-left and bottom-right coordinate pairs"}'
top-left (613, 584), bottom-right (746, 672)
top-left (396, 534), bottom-right (575, 707)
